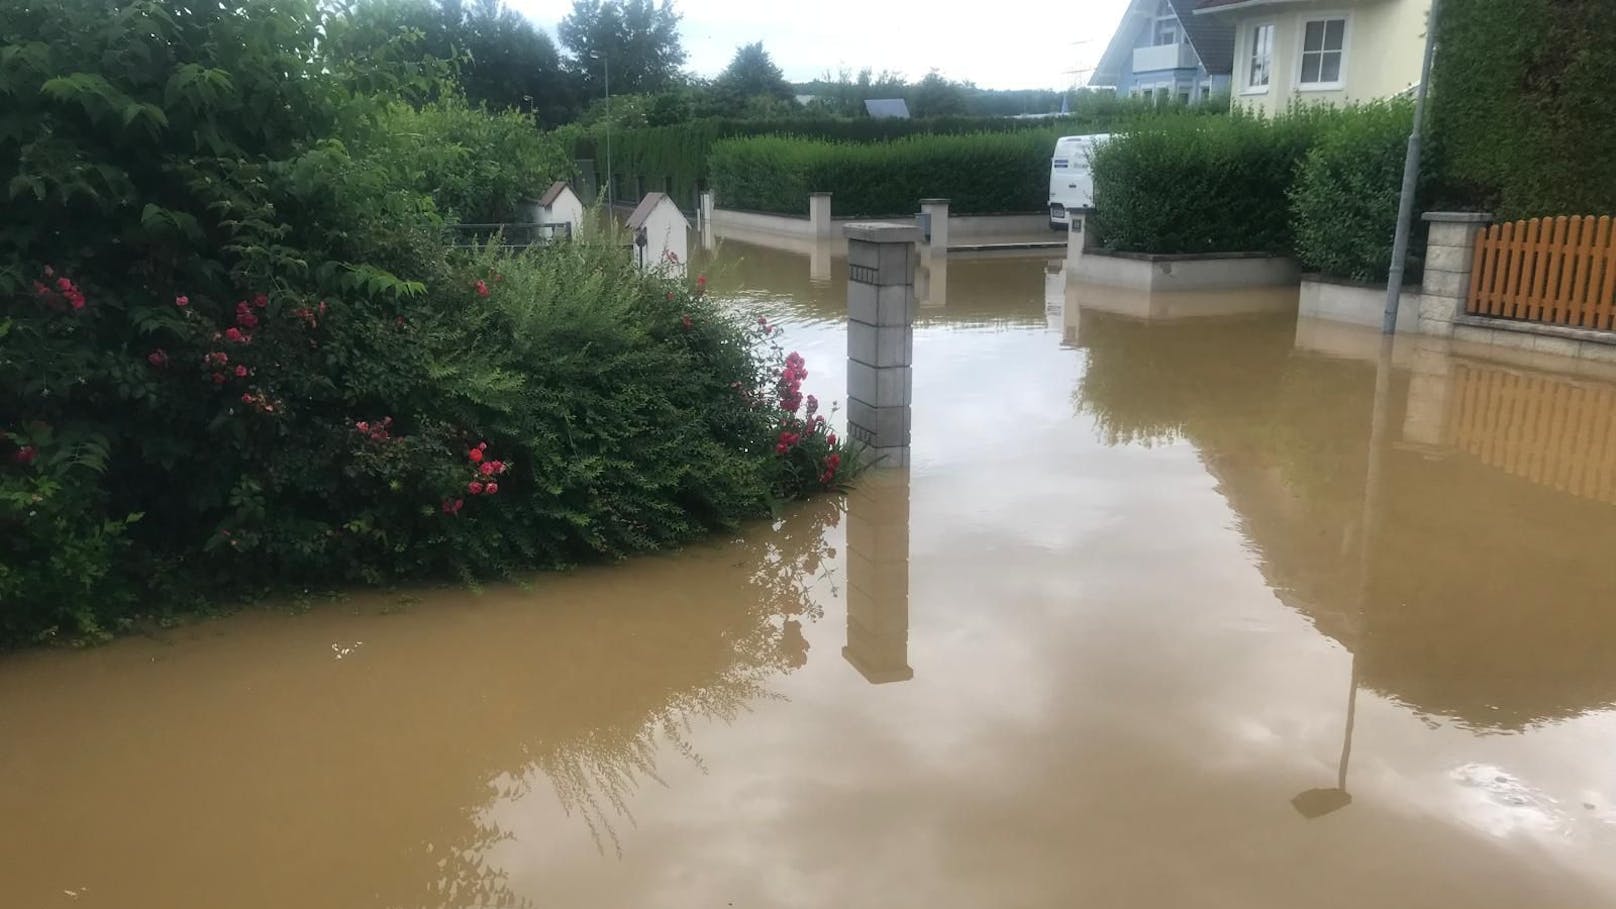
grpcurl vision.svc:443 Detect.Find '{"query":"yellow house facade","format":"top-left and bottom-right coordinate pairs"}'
top-left (1195, 0), bottom-right (1430, 115)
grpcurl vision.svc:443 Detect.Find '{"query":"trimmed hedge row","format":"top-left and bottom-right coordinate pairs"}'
top-left (1093, 102), bottom-right (1416, 282)
top-left (1429, 0), bottom-right (1616, 218)
top-left (562, 96), bottom-right (1223, 209)
top-left (708, 131), bottom-right (1060, 217)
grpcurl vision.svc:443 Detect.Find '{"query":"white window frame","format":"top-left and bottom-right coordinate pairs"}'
top-left (1295, 13), bottom-right (1350, 92)
top-left (1242, 21), bottom-right (1275, 95)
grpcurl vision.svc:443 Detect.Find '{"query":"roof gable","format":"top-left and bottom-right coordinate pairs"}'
top-left (538, 180), bottom-right (573, 207)
top-left (625, 192), bottom-right (688, 231)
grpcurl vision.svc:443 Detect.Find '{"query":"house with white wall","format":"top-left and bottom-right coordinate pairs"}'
top-left (1194, 0), bottom-right (1430, 116)
top-left (1089, 0), bottom-right (1234, 104)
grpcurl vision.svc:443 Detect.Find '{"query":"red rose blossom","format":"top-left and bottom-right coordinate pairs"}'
top-left (468, 481), bottom-right (484, 495)
top-left (485, 482), bottom-right (498, 495)
top-left (468, 448), bottom-right (484, 463)
top-left (175, 295), bottom-right (189, 307)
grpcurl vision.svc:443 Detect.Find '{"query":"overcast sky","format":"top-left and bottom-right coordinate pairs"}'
top-left (507, 0), bottom-right (1132, 90)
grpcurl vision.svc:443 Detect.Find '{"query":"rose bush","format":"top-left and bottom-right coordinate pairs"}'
top-left (0, 0), bottom-right (857, 646)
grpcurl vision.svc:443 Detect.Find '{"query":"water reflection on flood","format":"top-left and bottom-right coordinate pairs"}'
top-left (4, 247), bottom-right (1616, 908)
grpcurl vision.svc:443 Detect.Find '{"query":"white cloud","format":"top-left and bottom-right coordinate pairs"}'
top-left (507, 0), bottom-right (1131, 89)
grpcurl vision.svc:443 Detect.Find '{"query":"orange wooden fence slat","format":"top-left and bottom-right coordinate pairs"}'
top-left (1498, 221), bottom-right (1520, 319)
top-left (1528, 218), bottom-right (1552, 322)
top-left (1570, 216), bottom-right (1596, 327)
top-left (1542, 216), bottom-right (1568, 323)
top-left (1600, 217), bottom-right (1616, 332)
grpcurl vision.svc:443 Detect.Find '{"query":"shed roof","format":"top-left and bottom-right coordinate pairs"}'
top-left (625, 192), bottom-right (688, 230)
top-left (863, 98), bottom-right (910, 119)
top-left (538, 180), bottom-right (573, 207)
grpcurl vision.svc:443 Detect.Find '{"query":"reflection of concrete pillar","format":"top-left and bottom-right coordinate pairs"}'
top-left (810, 240), bottom-right (831, 284)
top-left (920, 198), bottom-right (949, 253)
top-left (918, 248), bottom-right (948, 307)
top-left (1401, 345), bottom-right (1453, 447)
top-left (810, 192), bottom-right (833, 241)
top-left (1417, 211), bottom-right (1493, 337)
top-left (843, 468), bottom-right (913, 684)
top-left (846, 222), bottom-right (918, 468)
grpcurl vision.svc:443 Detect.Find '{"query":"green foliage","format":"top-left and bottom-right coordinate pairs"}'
top-left (1429, 0), bottom-right (1616, 218)
top-left (360, 97), bottom-right (572, 222)
top-left (715, 42), bottom-right (793, 104)
top-left (1289, 99), bottom-right (1415, 282)
top-left (909, 71), bottom-right (968, 118)
top-left (558, 0), bottom-right (686, 97)
top-left (0, 0), bottom-right (854, 647)
top-left (567, 96), bottom-right (1211, 209)
top-left (324, 0), bottom-right (577, 125)
top-left (710, 131), bottom-right (1063, 216)
top-left (1092, 108), bottom-right (1336, 255)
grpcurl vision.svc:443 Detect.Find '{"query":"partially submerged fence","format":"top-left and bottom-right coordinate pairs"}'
top-left (1466, 215), bottom-right (1616, 331)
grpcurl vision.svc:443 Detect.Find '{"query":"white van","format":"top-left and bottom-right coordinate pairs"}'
top-left (1048, 133), bottom-right (1110, 230)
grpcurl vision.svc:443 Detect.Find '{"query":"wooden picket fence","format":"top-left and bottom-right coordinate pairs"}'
top-left (1467, 215), bottom-right (1616, 331)
top-left (1447, 361), bottom-right (1616, 504)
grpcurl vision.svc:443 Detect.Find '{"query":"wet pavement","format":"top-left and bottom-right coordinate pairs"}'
top-left (3, 240), bottom-right (1615, 908)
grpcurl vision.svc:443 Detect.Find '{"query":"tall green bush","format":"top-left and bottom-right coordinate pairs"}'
top-left (1091, 111), bottom-right (1328, 255)
top-left (1429, 0), bottom-right (1616, 218)
top-left (1289, 100), bottom-right (1416, 282)
top-left (0, 0), bottom-right (854, 646)
top-left (710, 131), bottom-right (1062, 216)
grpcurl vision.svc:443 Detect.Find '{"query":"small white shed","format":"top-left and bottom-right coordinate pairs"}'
top-left (625, 192), bottom-right (690, 278)
top-left (535, 180), bottom-right (584, 239)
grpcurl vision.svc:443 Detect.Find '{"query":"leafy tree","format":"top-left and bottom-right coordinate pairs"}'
top-left (558, 0), bottom-right (686, 97)
top-left (909, 70), bottom-right (968, 117)
top-left (326, 0), bottom-right (577, 124)
top-left (715, 42), bottom-right (792, 102)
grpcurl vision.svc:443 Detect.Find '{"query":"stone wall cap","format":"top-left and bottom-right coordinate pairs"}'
top-left (919, 198), bottom-right (951, 205)
top-left (809, 191), bottom-right (832, 198)
top-left (1421, 211), bottom-right (1494, 223)
top-left (843, 222), bottom-right (922, 243)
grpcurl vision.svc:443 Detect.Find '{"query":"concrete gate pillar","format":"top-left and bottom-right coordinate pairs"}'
top-left (845, 222), bottom-right (918, 468)
top-left (920, 198), bottom-right (950, 253)
top-left (810, 192), bottom-right (834, 241)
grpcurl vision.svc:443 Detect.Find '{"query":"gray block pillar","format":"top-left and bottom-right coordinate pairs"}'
top-left (843, 468), bottom-right (913, 684)
top-left (920, 198), bottom-right (949, 253)
top-left (1066, 211), bottom-right (1093, 267)
top-left (845, 222), bottom-right (919, 468)
top-left (810, 192), bottom-right (833, 241)
top-left (1418, 211), bottom-right (1492, 337)
top-left (699, 190), bottom-right (716, 252)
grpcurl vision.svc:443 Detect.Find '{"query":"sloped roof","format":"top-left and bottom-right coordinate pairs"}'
top-left (1195, 0), bottom-right (1314, 13)
top-left (1170, 0), bottom-right (1234, 74)
top-left (625, 192), bottom-right (688, 230)
top-left (863, 98), bottom-right (910, 119)
top-left (1090, 0), bottom-right (1236, 84)
top-left (538, 180), bottom-right (572, 207)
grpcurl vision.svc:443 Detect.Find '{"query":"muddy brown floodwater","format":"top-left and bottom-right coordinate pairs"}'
top-left (4, 241), bottom-right (1616, 908)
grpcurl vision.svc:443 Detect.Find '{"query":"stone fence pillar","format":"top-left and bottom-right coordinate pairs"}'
top-left (920, 198), bottom-right (949, 253)
top-left (845, 222), bottom-right (918, 468)
top-left (810, 192), bottom-right (833, 240)
top-left (1066, 211), bottom-right (1094, 267)
top-left (1417, 211), bottom-right (1493, 336)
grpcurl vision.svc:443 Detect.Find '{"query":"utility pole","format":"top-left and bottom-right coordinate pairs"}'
top-left (1382, 0), bottom-right (1443, 334)
top-left (603, 53), bottom-right (612, 208)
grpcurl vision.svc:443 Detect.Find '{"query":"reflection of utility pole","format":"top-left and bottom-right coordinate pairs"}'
top-left (1293, 336), bottom-right (1394, 819)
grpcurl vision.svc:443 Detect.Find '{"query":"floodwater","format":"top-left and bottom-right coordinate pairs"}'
top-left (5, 241), bottom-right (1616, 909)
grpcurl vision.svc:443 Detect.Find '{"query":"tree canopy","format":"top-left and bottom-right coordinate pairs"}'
top-left (558, 0), bottom-right (687, 97)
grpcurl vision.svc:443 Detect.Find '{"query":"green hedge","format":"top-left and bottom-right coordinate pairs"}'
top-left (1429, 0), bottom-right (1616, 218)
top-left (562, 96), bottom-right (1223, 209)
top-left (1289, 99), bottom-right (1416, 282)
top-left (1091, 112), bottom-right (1325, 255)
top-left (709, 131), bottom-right (1061, 217)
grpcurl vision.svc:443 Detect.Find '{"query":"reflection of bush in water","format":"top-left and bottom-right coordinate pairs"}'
top-left (415, 500), bottom-right (842, 907)
top-left (1071, 314), bottom-right (1297, 448)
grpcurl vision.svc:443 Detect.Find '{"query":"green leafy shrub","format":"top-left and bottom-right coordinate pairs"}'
top-left (1091, 111), bottom-right (1328, 255)
top-left (0, 1), bottom-right (854, 646)
top-left (1429, 0), bottom-right (1616, 218)
top-left (710, 131), bottom-right (1062, 216)
top-left (364, 98), bottom-right (571, 223)
top-left (1289, 99), bottom-right (1415, 282)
